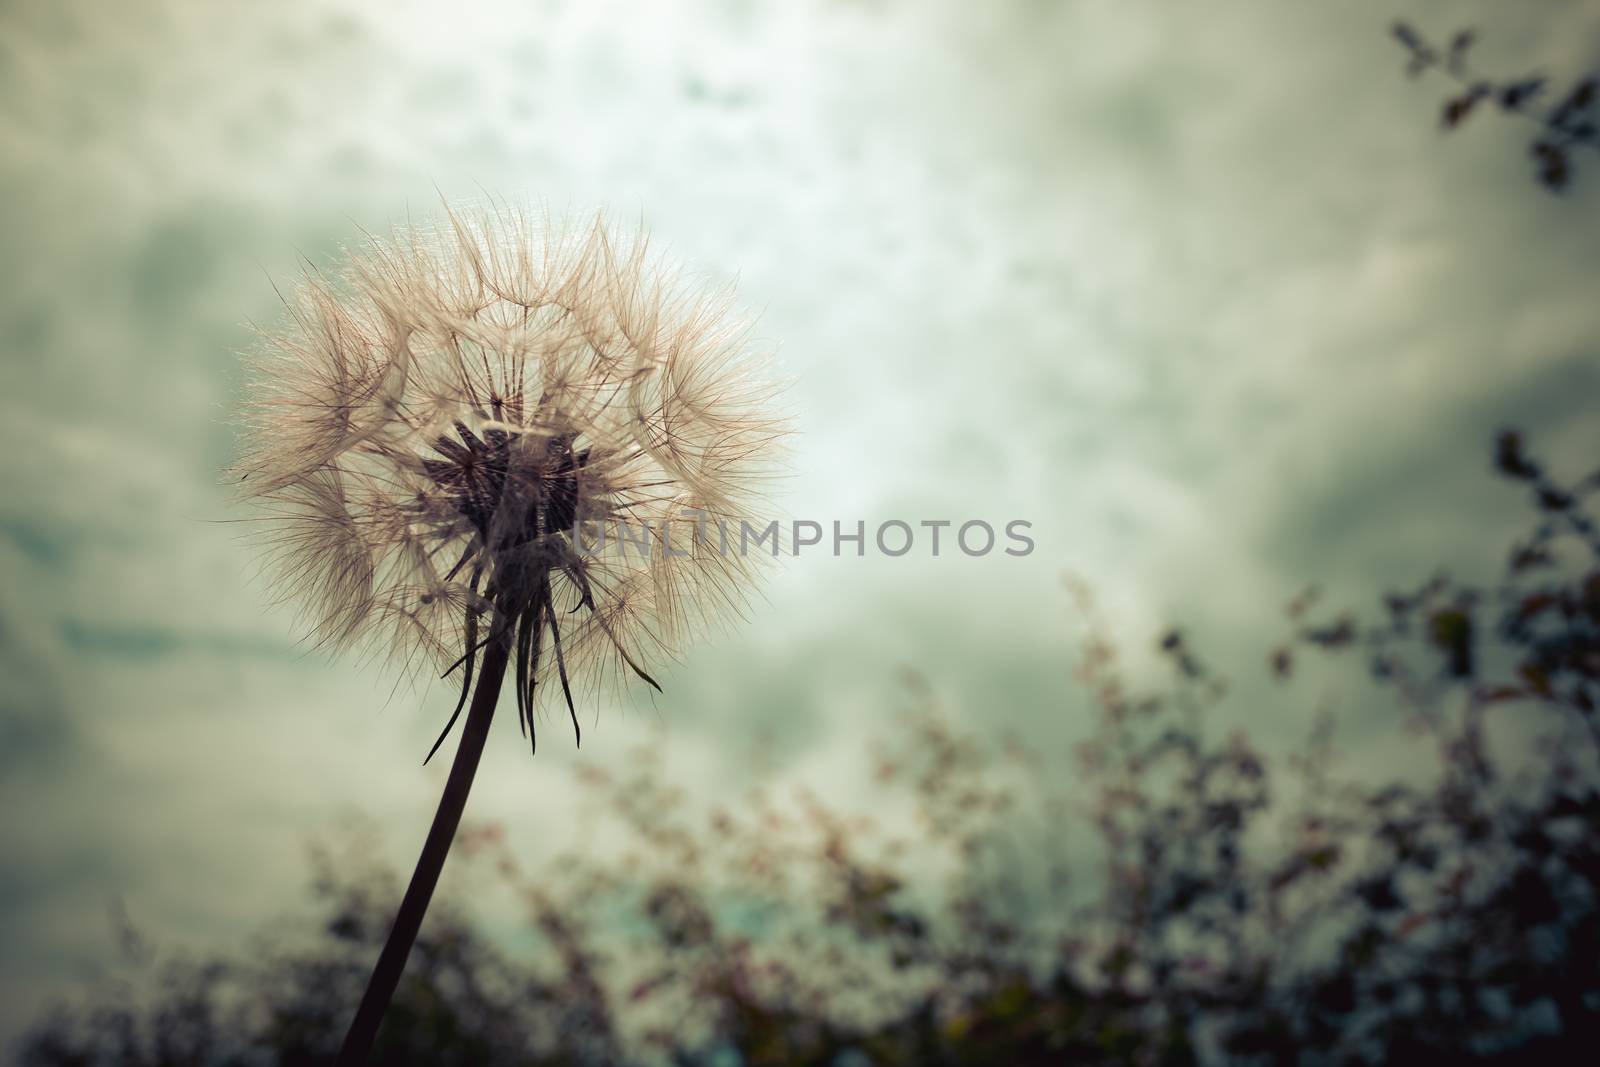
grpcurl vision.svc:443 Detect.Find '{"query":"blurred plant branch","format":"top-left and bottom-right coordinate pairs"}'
top-left (1391, 21), bottom-right (1600, 192)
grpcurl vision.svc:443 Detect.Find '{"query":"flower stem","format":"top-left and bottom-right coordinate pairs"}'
top-left (335, 628), bottom-right (513, 1065)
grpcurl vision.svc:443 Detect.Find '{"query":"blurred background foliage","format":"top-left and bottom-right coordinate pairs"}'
top-left (21, 435), bottom-right (1600, 1063)
top-left (1393, 20), bottom-right (1599, 192)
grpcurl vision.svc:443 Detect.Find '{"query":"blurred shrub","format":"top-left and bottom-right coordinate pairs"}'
top-left (22, 431), bottom-right (1600, 1065)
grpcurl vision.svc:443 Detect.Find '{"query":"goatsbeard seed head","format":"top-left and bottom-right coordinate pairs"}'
top-left (234, 204), bottom-right (789, 748)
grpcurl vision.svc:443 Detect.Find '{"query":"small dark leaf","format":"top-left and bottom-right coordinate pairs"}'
top-left (1442, 88), bottom-right (1486, 129)
top-left (1303, 618), bottom-right (1355, 649)
top-left (1531, 141), bottom-right (1570, 191)
top-left (1494, 430), bottom-right (1541, 480)
top-left (1447, 29), bottom-right (1476, 75)
top-left (1499, 78), bottom-right (1546, 110)
top-left (1567, 77), bottom-right (1596, 111)
top-left (1270, 647), bottom-right (1293, 680)
top-left (1537, 487), bottom-right (1574, 511)
top-left (1392, 21), bottom-right (1438, 77)
top-left (1390, 20), bottom-right (1426, 54)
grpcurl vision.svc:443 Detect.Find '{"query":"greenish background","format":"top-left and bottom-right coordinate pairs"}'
top-left (1, 0), bottom-right (1597, 1050)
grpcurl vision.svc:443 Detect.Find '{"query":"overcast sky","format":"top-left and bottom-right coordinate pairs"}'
top-left (2, 0), bottom-right (1598, 1050)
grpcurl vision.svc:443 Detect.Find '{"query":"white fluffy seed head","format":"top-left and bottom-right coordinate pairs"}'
top-left (235, 205), bottom-right (788, 709)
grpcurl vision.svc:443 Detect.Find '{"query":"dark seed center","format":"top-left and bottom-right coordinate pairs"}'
top-left (423, 420), bottom-right (585, 549)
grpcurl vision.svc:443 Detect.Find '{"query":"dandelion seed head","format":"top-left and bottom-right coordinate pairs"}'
top-left (235, 205), bottom-right (788, 740)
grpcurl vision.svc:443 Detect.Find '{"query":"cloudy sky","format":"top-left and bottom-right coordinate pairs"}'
top-left (2, 0), bottom-right (1598, 1049)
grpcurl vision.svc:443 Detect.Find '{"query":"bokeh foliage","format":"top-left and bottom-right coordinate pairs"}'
top-left (22, 431), bottom-right (1600, 1064)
